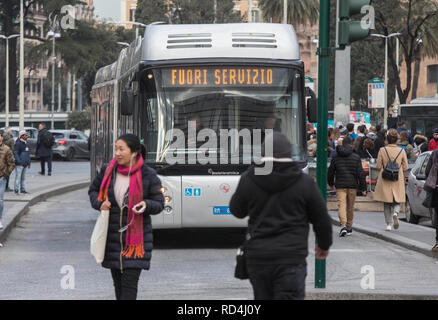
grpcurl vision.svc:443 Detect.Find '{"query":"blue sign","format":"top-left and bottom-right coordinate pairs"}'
top-left (185, 187), bottom-right (202, 197)
top-left (213, 206), bottom-right (232, 215)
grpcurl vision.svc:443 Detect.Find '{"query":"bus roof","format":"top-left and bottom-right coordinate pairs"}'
top-left (94, 23), bottom-right (301, 86)
top-left (401, 94), bottom-right (438, 107)
top-left (143, 23), bottom-right (300, 62)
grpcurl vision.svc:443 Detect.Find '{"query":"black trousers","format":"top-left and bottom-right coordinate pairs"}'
top-left (110, 268), bottom-right (142, 300)
top-left (40, 155), bottom-right (52, 174)
top-left (247, 264), bottom-right (307, 300)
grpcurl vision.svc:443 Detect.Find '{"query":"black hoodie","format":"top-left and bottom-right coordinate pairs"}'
top-left (229, 163), bottom-right (333, 266)
top-left (328, 145), bottom-right (366, 191)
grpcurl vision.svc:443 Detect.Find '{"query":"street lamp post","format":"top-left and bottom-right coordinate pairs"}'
top-left (0, 34), bottom-right (20, 128)
top-left (47, 29), bottom-right (61, 130)
top-left (371, 33), bottom-right (402, 129)
top-left (19, 0), bottom-right (24, 130)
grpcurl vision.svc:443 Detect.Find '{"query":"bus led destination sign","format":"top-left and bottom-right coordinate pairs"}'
top-left (162, 67), bottom-right (288, 88)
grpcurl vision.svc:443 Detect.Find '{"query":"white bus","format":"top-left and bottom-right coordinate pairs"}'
top-left (91, 23), bottom-right (317, 229)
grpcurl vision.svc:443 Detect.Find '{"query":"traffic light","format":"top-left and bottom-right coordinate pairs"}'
top-left (338, 0), bottom-right (372, 47)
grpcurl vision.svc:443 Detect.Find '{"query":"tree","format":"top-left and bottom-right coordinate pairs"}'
top-left (373, 0), bottom-right (438, 104)
top-left (66, 108), bottom-right (91, 131)
top-left (0, 0), bottom-right (81, 112)
top-left (135, 0), bottom-right (241, 25)
top-left (258, 0), bottom-right (319, 26)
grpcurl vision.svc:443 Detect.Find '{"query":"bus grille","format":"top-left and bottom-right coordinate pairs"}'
top-left (231, 33), bottom-right (277, 49)
top-left (167, 33), bottom-right (213, 49)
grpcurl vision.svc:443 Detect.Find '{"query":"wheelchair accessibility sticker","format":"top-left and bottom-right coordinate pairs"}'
top-left (184, 188), bottom-right (202, 197)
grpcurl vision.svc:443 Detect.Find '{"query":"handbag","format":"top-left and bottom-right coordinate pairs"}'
top-left (423, 191), bottom-right (434, 209)
top-left (424, 152), bottom-right (438, 193)
top-left (234, 195), bottom-right (277, 280)
top-left (90, 209), bottom-right (110, 264)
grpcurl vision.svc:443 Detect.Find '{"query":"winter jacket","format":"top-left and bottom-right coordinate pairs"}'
top-left (397, 140), bottom-right (415, 160)
top-left (0, 144), bottom-right (15, 179)
top-left (373, 144), bottom-right (408, 204)
top-left (36, 128), bottom-right (52, 158)
top-left (429, 139), bottom-right (438, 152)
top-left (327, 146), bottom-right (367, 191)
top-left (2, 133), bottom-right (14, 151)
top-left (426, 150), bottom-right (438, 207)
top-left (88, 163), bottom-right (165, 270)
top-left (229, 163), bottom-right (333, 266)
top-left (14, 139), bottom-right (31, 167)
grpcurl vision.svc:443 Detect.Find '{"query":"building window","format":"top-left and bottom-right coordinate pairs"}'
top-left (251, 9), bottom-right (259, 22)
top-left (129, 8), bottom-right (136, 22)
top-left (427, 64), bottom-right (438, 84)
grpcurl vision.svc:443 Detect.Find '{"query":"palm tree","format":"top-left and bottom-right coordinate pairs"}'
top-left (258, 0), bottom-right (319, 26)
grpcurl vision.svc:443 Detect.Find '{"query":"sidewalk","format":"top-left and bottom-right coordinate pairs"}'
top-left (0, 164), bottom-right (90, 244)
top-left (328, 210), bottom-right (438, 259)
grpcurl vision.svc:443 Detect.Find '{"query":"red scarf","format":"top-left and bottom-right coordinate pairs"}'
top-left (98, 156), bottom-right (145, 259)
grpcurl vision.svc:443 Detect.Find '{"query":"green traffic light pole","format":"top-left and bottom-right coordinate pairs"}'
top-left (315, 0), bottom-right (331, 289)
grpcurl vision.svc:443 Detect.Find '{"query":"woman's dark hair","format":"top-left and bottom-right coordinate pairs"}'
top-left (117, 134), bottom-right (146, 159)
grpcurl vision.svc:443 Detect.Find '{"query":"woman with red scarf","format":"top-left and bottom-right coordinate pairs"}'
top-left (89, 134), bottom-right (164, 300)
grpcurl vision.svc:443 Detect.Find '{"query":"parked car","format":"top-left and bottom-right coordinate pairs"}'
top-left (50, 130), bottom-right (90, 161)
top-left (0, 126), bottom-right (39, 158)
top-left (405, 151), bottom-right (437, 225)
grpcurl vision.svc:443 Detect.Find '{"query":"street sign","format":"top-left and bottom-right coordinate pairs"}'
top-left (368, 78), bottom-right (385, 109)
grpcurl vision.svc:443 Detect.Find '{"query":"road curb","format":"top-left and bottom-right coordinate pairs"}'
top-left (329, 216), bottom-right (438, 260)
top-left (0, 180), bottom-right (90, 244)
top-left (306, 292), bottom-right (438, 300)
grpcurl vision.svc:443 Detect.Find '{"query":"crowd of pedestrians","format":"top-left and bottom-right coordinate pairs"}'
top-left (0, 124), bottom-right (54, 230)
top-left (305, 121), bottom-right (438, 244)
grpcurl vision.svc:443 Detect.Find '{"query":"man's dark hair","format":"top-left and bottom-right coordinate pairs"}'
top-left (342, 137), bottom-right (353, 146)
top-left (398, 121), bottom-right (406, 128)
top-left (359, 125), bottom-right (366, 134)
top-left (346, 123), bottom-right (355, 132)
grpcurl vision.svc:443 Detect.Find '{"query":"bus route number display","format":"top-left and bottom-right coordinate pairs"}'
top-left (161, 67), bottom-right (288, 88)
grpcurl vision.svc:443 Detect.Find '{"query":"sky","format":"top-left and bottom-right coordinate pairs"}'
top-left (93, 0), bottom-right (121, 22)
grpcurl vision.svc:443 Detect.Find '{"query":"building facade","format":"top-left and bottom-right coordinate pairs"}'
top-left (121, 0), bottom-right (138, 28)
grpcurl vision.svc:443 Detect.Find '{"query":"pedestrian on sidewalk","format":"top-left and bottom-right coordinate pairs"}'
top-left (328, 137), bottom-right (367, 237)
top-left (229, 132), bottom-right (333, 300)
top-left (88, 134), bottom-right (164, 300)
top-left (374, 129), bottom-right (408, 231)
top-left (0, 134), bottom-right (15, 229)
top-left (2, 128), bottom-right (15, 192)
top-left (425, 150), bottom-right (438, 252)
top-left (36, 123), bottom-right (54, 176)
top-left (13, 131), bottom-right (31, 195)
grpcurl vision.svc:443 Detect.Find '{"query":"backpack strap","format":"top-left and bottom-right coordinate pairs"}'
top-left (384, 147), bottom-right (403, 163)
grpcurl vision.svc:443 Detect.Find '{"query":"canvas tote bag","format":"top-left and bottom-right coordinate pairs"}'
top-left (90, 209), bottom-right (109, 264)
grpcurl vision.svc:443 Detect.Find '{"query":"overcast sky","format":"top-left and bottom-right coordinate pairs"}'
top-left (93, 0), bottom-right (121, 22)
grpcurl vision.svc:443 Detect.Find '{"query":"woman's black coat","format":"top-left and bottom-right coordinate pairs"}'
top-left (88, 163), bottom-right (164, 270)
top-left (426, 150), bottom-right (438, 207)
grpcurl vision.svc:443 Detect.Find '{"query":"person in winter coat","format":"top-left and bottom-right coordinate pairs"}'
top-left (413, 134), bottom-right (429, 157)
top-left (425, 150), bottom-right (438, 252)
top-left (2, 128), bottom-right (15, 192)
top-left (229, 132), bottom-right (333, 300)
top-left (374, 129), bottom-right (408, 231)
top-left (14, 130), bottom-right (31, 194)
top-left (397, 131), bottom-right (415, 160)
top-left (0, 133), bottom-right (15, 229)
top-left (429, 128), bottom-right (438, 152)
top-left (88, 134), bottom-right (164, 300)
top-left (328, 137), bottom-right (367, 237)
top-left (36, 123), bottom-right (53, 176)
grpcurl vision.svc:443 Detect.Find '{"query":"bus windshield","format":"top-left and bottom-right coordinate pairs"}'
top-left (139, 66), bottom-right (305, 166)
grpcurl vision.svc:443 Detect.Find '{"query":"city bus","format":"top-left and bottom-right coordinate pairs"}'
top-left (90, 23), bottom-right (317, 229)
top-left (399, 95), bottom-right (438, 139)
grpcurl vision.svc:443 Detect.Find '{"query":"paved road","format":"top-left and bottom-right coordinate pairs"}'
top-left (1, 188), bottom-right (438, 299)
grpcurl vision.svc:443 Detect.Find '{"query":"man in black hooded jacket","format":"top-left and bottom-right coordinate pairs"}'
top-left (229, 132), bottom-right (333, 300)
top-left (328, 137), bottom-right (366, 237)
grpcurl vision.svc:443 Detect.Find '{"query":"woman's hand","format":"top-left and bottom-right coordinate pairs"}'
top-left (133, 201), bottom-right (147, 215)
top-left (100, 200), bottom-right (112, 211)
